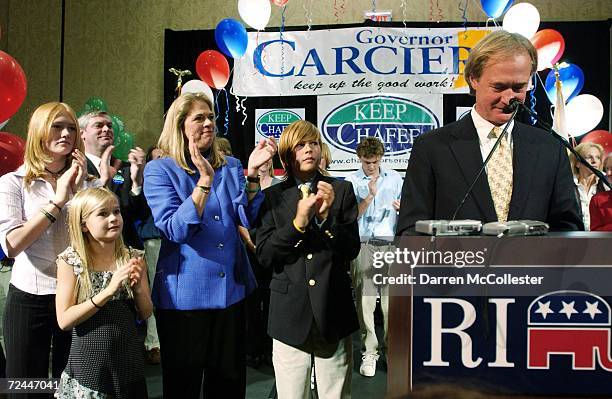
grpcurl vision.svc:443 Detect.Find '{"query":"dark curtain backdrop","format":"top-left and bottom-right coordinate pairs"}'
top-left (164, 20), bottom-right (610, 168)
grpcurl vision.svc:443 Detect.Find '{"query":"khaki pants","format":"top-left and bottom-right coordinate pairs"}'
top-left (273, 329), bottom-right (352, 399)
top-left (144, 238), bottom-right (161, 350)
top-left (351, 242), bottom-right (392, 357)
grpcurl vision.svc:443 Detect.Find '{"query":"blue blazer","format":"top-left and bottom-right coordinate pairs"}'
top-left (144, 156), bottom-right (261, 310)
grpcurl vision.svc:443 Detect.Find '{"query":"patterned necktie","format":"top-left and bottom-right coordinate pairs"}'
top-left (299, 183), bottom-right (311, 200)
top-left (487, 126), bottom-right (513, 222)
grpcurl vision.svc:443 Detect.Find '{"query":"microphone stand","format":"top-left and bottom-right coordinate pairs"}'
top-left (450, 105), bottom-right (521, 221)
top-left (517, 103), bottom-right (612, 191)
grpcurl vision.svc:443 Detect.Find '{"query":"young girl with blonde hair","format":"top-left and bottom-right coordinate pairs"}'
top-left (55, 187), bottom-right (152, 398)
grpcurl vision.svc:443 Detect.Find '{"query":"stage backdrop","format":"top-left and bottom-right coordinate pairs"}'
top-left (164, 20), bottom-right (610, 174)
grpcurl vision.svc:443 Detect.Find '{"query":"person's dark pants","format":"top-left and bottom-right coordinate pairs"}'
top-left (3, 284), bottom-right (71, 399)
top-left (156, 300), bottom-right (246, 399)
top-left (246, 286), bottom-right (271, 362)
top-left (245, 249), bottom-right (272, 363)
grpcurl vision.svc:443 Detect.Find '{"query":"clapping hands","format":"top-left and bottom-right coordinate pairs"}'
top-left (294, 181), bottom-right (336, 229)
top-left (247, 138), bottom-right (277, 177)
top-left (106, 257), bottom-right (147, 295)
top-left (188, 134), bottom-right (215, 187)
top-left (100, 145), bottom-right (122, 186)
top-left (54, 149), bottom-right (87, 207)
top-left (128, 147), bottom-right (146, 187)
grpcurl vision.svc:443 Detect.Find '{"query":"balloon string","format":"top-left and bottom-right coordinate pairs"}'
top-left (528, 74), bottom-right (538, 125)
top-left (535, 71), bottom-right (548, 96)
top-left (280, 5), bottom-right (286, 79)
top-left (223, 88), bottom-right (230, 135)
top-left (333, 0), bottom-right (340, 23)
top-left (371, 0), bottom-right (376, 13)
top-left (303, 0), bottom-right (313, 32)
top-left (400, 0), bottom-right (407, 30)
top-left (428, 0), bottom-right (443, 22)
top-left (239, 96), bottom-right (247, 126)
top-left (435, 0), bottom-right (443, 22)
top-left (253, 31), bottom-right (266, 77)
top-left (458, 0), bottom-right (469, 39)
top-left (333, 0), bottom-right (346, 24)
top-left (214, 89), bottom-right (221, 125)
top-left (229, 84), bottom-right (248, 126)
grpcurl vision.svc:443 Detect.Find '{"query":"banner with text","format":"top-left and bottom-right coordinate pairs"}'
top-left (254, 108), bottom-right (305, 144)
top-left (233, 27), bottom-right (493, 97)
top-left (317, 93), bottom-right (442, 171)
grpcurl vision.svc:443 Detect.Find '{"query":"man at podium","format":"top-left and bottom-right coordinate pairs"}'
top-left (396, 30), bottom-right (583, 235)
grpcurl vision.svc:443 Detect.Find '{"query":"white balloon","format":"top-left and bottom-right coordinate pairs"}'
top-left (502, 3), bottom-right (540, 40)
top-left (181, 80), bottom-right (214, 104)
top-left (0, 119), bottom-right (9, 130)
top-left (565, 94), bottom-right (604, 137)
top-left (238, 0), bottom-right (271, 31)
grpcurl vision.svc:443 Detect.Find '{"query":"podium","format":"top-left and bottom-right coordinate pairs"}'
top-left (386, 232), bottom-right (612, 398)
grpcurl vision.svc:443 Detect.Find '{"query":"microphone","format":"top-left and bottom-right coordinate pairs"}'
top-left (450, 102), bottom-right (522, 221)
top-left (502, 98), bottom-right (522, 114)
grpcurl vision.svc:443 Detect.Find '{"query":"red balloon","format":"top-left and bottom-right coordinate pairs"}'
top-left (0, 51), bottom-right (27, 122)
top-left (195, 50), bottom-right (230, 90)
top-left (272, 0), bottom-right (289, 6)
top-left (0, 131), bottom-right (26, 152)
top-left (0, 132), bottom-right (25, 176)
top-left (530, 29), bottom-right (565, 71)
top-left (580, 130), bottom-right (611, 155)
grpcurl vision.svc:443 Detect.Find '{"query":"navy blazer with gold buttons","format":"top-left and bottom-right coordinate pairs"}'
top-left (256, 173), bottom-right (360, 346)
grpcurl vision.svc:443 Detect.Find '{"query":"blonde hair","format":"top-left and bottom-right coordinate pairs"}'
top-left (67, 187), bottom-right (131, 304)
top-left (23, 102), bottom-right (84, 186)
top-left (569, 142), bottom-right (604, 176)
top-left (216, 137), bottom-right (233, 156)
top-left (320, 142), bottom-right (333, 175)
top-left (464, 30), bottom-right (538, 96)
top-left (278, 120), bottom-right (322, 176)
top-left (604, 153), bottom-right (612, 172)
top-left (157, 93), bottom-right (226, 173)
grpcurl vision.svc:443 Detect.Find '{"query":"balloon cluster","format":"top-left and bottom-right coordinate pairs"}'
top-left (79, 97), bottom-right (135, 162)
top-left (479, 2), bottom-right (605, 139)
top-left (192, 0), bottom-right (289, 93)
top-left (188, 3), bottom-right (282, 132)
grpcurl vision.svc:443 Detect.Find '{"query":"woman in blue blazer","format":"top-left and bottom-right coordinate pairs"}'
top-left (143, 93), bottom-right (276, 398)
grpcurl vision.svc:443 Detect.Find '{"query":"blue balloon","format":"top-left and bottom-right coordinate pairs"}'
top-left (215, 18), bottom-right (248, 59)
top-left (544, 63), bottom-right (585, 104)
top-left (480, 0), bottom-right (514, 18)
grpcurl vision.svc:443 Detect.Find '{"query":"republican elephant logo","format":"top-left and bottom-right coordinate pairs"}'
top-left (527, 290), bottom-right (612, 371)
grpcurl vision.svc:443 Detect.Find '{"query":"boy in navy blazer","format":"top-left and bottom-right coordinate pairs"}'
top-left (256, 121), bottom-right (360, 398)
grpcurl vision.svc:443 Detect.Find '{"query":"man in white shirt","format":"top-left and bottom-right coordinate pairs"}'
top-left (345, 137), bottom-right (402, 377)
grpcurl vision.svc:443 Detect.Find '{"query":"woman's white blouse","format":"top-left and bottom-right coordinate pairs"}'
top-left (0, 166), bottom-right (101, 295)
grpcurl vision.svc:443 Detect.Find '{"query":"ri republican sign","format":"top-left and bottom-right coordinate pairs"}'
top-left (317, 93), bottom-right (442, 171)
top-left (412, 292), bottom-right (612, 396)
